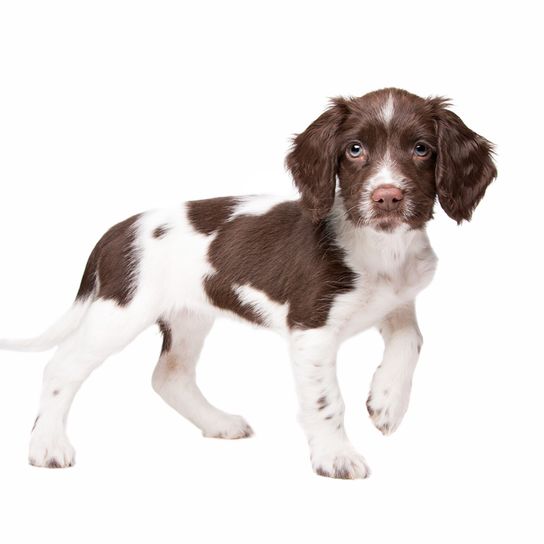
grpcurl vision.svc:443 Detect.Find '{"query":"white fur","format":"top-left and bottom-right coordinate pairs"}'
top-left (290, 327), bottom-right (370, 478)
top-left (367, 302), bottom-right (422, 434)
top-left (357, 153), bottom-right (402, 223)
top-left (0, 300), bottom-right (91, 352)
top-left (380, 93), bottom-right (395, 125)
top-left (282, 199), bottom-right (436, 476)
top-left (366, 159), bottom-right (405, 192)
top-left (359, 153), bottom-right (413, 224)
top-left (0, 193), bottom-right (437, 476)
top-left (232, 194), bottom-right (294, 218)
top-left (151, 310), bottom-right (253, 439)
top-left (234, 284), bottom-right (290, 333)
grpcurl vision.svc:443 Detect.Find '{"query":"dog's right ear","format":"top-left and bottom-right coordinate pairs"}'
top-left (286, 98), bottom-right (348, 222)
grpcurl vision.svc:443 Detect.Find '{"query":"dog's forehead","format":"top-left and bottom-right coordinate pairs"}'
top-left (346, 89), bottom-right (434, 134)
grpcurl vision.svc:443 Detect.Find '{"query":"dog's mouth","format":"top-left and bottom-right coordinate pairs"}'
top-left (359, 197), bottom-right (410, 230)
top-left (370, 210), bottom-right (406, 231)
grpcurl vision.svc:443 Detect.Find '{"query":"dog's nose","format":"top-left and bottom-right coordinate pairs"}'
top-left (371, 185), bottom-right (404, 211)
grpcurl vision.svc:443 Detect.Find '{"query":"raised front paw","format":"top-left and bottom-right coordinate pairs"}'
top-left (367, 370), bottom-right (412, 435)
top-left (29, 433), bottom-right (76, 468)
top-left (311, 446), bottom-right (370, 480)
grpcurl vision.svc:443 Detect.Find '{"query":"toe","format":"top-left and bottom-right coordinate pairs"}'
top-left (312, 449), bottom-right (370, 480)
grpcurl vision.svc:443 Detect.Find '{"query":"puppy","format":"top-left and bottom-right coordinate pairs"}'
top-left (0, 88), bottom-right (496, 478)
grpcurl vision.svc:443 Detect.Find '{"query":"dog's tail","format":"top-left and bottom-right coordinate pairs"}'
top-left (0, 242), bottom-right (100, 352)
top-left (0, 298), bottom-right (93, 352)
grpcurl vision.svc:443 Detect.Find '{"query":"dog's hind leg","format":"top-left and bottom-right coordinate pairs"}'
top-left (152, 310), bottom-right (253, 439)
top-left (29, 299), bottom-right (153, 468)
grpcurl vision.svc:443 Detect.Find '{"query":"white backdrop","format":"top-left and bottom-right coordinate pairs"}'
top-left (0, 1), bottom-right (542, 543)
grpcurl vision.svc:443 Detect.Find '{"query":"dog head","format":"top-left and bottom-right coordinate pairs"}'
top-left (286, 88), bottom-right (497, 230)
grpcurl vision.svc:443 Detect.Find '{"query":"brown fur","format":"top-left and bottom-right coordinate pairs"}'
top-left (152, 225), bottom-right (170, 239)
top-left (198, 201), bottom-right (357, 329)
top-left (76, 214), bottom-right (141, 306)
top-left (187, 197), bottom-right (240, 235)
top-left (157, 320), bottom-right (172, 355)
top-left (286, 100), bottom-right (349, 223)
top-left (286, 88), bottom-right (496, 228)
top-left (433, 106), bottom-right (497, 222)
top-left (79, 89), bottom-right (495, 331)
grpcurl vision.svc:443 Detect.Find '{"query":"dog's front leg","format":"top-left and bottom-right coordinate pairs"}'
top-left (290, 328), bottom-right (369, 479)
top-left (367, 301), bottom-right (423, 435)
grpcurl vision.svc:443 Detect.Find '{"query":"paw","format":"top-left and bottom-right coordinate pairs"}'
top-left (202, 415), bottom-right (254, 440)
top-left (367, 374), bottom-right (411, 435)
top-left (311, 447), bottom-right (370, 480)
top-left (29, 433), bottom-right (76, 468)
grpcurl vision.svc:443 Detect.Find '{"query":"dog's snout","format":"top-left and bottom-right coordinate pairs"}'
top-left (371, 185), bottom-right (404, 211)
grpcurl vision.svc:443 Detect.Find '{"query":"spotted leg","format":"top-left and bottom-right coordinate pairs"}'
top-left (290, 328), bottom-right (370, 479)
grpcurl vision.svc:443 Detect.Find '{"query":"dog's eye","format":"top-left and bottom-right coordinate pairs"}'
top-left (347, 142), bottom-right (364, 158)
top-left (414, 142), bottom-right (430, 157)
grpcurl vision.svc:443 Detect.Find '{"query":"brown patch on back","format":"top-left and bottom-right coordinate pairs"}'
top-left (187, 197), bottom-right (239, 235)
top-left (158, 320), bottom-right (172, 354)
top-left (204, 201), bottom-right (357, 329)
top-left (76, 214), bottom-right (141, 306)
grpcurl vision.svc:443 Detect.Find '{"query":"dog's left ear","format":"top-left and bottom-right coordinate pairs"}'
top-left (432, 100), bottom-right (497, 223)
top-left (286, 98), bottom-right (348, 222)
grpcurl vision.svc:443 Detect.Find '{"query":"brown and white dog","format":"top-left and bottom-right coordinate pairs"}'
top-left (0, 88), bottom-right (496, 478)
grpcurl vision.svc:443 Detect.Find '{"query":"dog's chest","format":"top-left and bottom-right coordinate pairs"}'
top-left (333, 235), bottom-right (437, 338)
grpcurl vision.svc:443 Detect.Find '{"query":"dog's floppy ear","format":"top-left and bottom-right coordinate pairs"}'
top-left (286, 98), bottom-right (348, 222)
top-left (432, 99), bottom-right (497, 223)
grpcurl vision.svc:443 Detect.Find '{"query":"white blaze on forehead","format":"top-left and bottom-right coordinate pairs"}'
top-left (380, 93), bottom-right (395, 125)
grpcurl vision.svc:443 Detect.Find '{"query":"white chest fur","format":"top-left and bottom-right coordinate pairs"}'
top-left (330, 218), bottom-right (438, 340)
